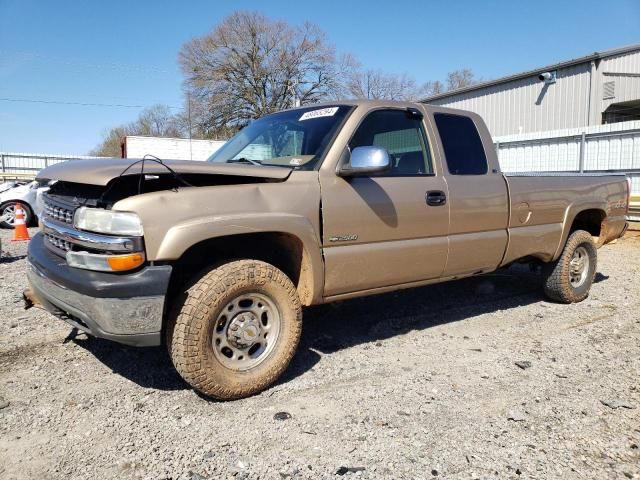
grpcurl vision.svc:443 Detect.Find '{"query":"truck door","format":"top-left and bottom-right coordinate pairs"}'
top-left (430, 111), bottom-right (509, 276)
top-left (320, 108), bottom-right (450, 297)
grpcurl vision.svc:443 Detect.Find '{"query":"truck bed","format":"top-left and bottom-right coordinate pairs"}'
top-left (502, 172), bottom-right (628, 265)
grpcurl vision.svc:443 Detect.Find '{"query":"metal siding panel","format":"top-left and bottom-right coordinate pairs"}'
top-left (595, 51), bottom-right (640, 117)
top-left (601, 50), bottom-right (640, 73)
top-left (429, 64), bottom-right (591, 136)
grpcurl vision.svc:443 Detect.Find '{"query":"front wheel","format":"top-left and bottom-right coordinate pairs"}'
top-left (167, 260), bottom-right (302, 400)
top-left (542, 230), bottom-right (597, 303)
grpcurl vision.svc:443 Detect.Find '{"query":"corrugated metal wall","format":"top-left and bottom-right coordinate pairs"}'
top-left (427, 50), bottom-right (640, 137)
top-left (598, 51), bottom-right (640, 115)
top-left (429, 63), bottom-right (592, 136)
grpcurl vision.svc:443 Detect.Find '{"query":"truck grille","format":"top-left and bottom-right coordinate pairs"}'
top-left (44, 201), bottom-right (74, 224)
top-left (45, 233), bottom-right (72, 252)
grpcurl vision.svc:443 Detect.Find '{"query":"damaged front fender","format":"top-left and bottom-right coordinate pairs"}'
top-left (112, 171), bottom-right (325, 304)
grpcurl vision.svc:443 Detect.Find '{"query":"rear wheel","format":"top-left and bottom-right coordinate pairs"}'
top-left (167, 260), bottom-right (302, 400)
top-left (0, 202), bottom-right (32, 229)
top-left (542, 230), bottom-right (597, 303)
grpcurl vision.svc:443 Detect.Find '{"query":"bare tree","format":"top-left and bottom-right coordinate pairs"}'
top-left (420, 80), bottom-right (445, 97)
top-left (179, 11), bottom-right (346, 137)
top-left (136, 104), bottom-right (183, 137)
top-left (346, 69), bottom-right (423, 100)
top-left (346, 69), bottom-right (468, 101)
top-left (89, 126), bottom-right (129, 157)
top-left (446, 68), bottom-right (477, 91)
top-left (89, 104), bottom-right (184, 156)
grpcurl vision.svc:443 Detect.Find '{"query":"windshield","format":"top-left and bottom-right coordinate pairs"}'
top-left (208, 105), bottom-right (352, 169)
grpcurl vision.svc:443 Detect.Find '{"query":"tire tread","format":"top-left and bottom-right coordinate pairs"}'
top-left (543, 230), bottom-right (597, 303)
top-left (167, 260), bottom-right (302, 400)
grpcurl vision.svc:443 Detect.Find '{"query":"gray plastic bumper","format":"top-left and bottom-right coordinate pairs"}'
top-left (26, 233), bottom-right (171, 346)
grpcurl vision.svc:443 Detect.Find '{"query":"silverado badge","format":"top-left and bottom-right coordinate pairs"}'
top-left (329, 234), bottom-right (358, 242)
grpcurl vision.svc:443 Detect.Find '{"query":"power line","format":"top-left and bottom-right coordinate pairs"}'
top-left (0, 50), bottom-right (174, 75)
top-left (0, 97), bottom-right (181, 109)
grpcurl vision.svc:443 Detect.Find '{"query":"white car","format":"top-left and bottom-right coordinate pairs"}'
top-left (0, 180), bottom-right (41, 229)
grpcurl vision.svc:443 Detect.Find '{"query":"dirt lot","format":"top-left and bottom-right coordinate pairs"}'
top-left (0, 228), bottom-right (639, 480)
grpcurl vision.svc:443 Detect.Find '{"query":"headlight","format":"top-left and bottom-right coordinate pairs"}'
top-left (74, 207), bottom-right (143, 236)
top-left (66, 251), bottom-right (145, 272)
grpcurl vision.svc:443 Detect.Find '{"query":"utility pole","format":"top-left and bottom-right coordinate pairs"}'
top-left (187, 93), bottom-right (193, 161)
top-left (294, 80), bottom-right (300, 108)
top-left (288, 80), bottom-right (300, 108)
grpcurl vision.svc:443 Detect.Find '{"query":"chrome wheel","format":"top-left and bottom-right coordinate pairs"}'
top-left (569, 246), bottom-right (589, 288)
top-left (1, 204), bottom-right (16, 226)
top-left (212, 293), bottom-right (281, 371)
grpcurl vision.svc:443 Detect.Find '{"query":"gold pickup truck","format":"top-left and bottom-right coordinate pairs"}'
top-left (25, 100), bottom-right (629, 399)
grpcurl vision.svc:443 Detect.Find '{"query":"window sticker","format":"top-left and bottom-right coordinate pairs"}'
top-left (299, 107), bottom-right (339, 121)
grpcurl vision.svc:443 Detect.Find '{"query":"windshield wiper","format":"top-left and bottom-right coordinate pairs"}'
top-left (227, 157), bottom-right (262, 166)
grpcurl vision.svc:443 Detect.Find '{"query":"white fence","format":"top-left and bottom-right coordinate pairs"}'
top-left (1, 135), bottom-right (227, 180)
top-left (495, 120), bottom-right (640, 195)
top-left (0, 152), bottom-right (106, 179)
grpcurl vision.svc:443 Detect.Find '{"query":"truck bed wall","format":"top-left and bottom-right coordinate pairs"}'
top-left (501, 174), bottom-right (628, 264)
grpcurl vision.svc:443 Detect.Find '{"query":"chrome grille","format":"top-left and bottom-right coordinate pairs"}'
top-left (44, 201), bottom-right (74, 224)
top-left (45, 233), bottom-right (72, 252)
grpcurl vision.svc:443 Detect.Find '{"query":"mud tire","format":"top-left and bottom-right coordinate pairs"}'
top-left (167, 260), bottom-right (302, 400)
top-left (543, 230), bottom-right (597, 304)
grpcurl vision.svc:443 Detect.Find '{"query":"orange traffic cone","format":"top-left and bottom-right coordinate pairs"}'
top-left (12, 202), bottom-right (31, 242)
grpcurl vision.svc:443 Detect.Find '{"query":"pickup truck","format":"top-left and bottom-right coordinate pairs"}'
top-left (24, 100), bottom-right (629, 400)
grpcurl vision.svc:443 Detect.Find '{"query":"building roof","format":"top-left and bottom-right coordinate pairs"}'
top-left (421, 44), bottom-right (640, 102)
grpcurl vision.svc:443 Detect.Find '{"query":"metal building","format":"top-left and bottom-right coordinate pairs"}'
top-left (422, 44), bottom-right (640, 137)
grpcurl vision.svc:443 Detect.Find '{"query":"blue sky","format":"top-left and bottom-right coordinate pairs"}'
top-left (1, 0), bottom-right (638, 154)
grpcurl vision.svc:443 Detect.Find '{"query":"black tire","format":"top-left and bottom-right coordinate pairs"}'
top-left (167, 260), bottom-right (302, 400)
top-left (0, 201), bottom-right (32, 229)
top-left (542, 230), bottom-right (597, 303)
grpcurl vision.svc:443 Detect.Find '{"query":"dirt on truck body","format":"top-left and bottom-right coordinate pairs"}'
top-left (24, 100), bottom-right (630, 399)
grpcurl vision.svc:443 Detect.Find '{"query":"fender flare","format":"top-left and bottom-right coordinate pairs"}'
top-left (154, 213), bottom-right (324, 305)
top-left (553, 200), bottom-right (607, 260)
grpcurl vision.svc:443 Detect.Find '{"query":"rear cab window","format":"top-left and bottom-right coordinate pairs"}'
top-left (434, 113), bottom-right (488, 175)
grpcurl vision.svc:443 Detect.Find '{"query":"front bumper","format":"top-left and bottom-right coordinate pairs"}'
top-left (25, 233), bottom-right (172, 346)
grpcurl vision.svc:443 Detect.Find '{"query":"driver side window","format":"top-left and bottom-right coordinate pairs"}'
top-left (349, 109), bottom-right (433, 176)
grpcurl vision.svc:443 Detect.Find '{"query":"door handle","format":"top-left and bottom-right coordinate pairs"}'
top-left (426, 190), bottom-right (447, 206)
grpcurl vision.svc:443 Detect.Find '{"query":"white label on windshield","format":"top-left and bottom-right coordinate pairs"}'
top-left (299, 107), bottom-right (339, 121)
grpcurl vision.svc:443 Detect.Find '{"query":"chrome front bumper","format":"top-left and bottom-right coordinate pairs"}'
top-left (25, 233), bottom-right (171, 346)
top-left (41, 216), bottom-right (144, 253)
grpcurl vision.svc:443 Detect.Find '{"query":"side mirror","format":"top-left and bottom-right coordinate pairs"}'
top-left (338, 146), bottom-right (391, 176)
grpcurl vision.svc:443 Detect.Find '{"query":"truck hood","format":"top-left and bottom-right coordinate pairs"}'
top-left (36, 158), bottom-right (292, 186)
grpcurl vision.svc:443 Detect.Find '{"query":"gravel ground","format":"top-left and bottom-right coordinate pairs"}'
top-left (0, 228), bottom-right (639, 480)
